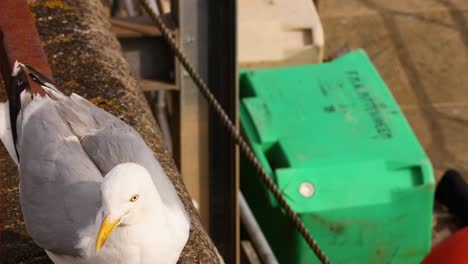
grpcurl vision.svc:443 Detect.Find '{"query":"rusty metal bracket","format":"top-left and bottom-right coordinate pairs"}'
top-left (0, 0), bottom-right (54, 96)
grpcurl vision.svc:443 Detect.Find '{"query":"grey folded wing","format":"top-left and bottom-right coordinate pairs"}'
top-left (18, 96), bottom-right (103, 257)
top-left (19, 93), bottom-right (189, 257)
top-left (58, 94), bottom-right (188, 214)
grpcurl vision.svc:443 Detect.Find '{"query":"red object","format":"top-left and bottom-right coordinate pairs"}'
top-left (422, 227), bottom-right (468, 264)
top-left (0, 0), bottom-right (54, 89)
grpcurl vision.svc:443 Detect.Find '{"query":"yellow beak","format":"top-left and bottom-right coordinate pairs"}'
top-left (95, 216), bottom-right (120, 254)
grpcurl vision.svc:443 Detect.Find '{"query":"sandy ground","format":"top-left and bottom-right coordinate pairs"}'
top-left (319, 0), bottom-right (468, 247)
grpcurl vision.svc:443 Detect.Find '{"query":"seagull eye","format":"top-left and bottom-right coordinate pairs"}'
top-left (129, 195), bottom-right (139, 202)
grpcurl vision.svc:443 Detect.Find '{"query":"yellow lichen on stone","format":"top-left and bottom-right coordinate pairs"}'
top-left (43, 35), bottom-right (72, 46)
top-left (29, 0), bottom-right (71, 10)
top-left (64, 80), bottom-right (80, 89)
top-left (90, 97), bottom-right (120, 110)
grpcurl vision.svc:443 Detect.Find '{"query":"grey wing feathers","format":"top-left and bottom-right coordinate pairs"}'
top-left (58, 94), bottom-right (188, 217)
top-left (18, 97), bottom-right (102, 256)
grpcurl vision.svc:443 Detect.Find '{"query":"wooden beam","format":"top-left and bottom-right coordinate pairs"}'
top-left (111, 18), bottom-right (161, 38)
top-left (139, 79), bottom-right (177, 91)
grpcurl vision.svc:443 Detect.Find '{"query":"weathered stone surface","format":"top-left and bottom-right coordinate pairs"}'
top-left (1, 0), bottom-right (221, 263)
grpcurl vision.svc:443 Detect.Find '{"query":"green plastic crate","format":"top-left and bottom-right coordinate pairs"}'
top-left (240, 50), bottom-right (434, 264)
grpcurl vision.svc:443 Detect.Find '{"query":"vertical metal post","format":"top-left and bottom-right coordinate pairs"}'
top-left (208, 0), bottom-right (239, 262)
top-left (176, 0), bottom-right (211, 228)
top-left (170, 0), bottom-right (179, 24)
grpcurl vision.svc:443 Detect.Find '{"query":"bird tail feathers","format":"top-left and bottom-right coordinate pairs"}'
top-left (3, 61), bottom-right (62, 166)
top-left (0, 101), bottom-right (19, 166)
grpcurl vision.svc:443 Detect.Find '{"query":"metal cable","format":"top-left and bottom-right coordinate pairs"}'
top-left (139, 1), bottom-right (331, 263)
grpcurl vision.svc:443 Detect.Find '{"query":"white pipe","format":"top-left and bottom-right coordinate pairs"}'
top-left (124, 0), bottom-right (136, 16)
top-left (147, 0), bottom-right (160, 15)
top-left (240, 192), bottom-right (279, 264)
top-left (156, 90), bottom-right (173, 153)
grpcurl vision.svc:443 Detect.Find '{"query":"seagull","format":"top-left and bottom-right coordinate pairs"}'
top-left (0, 62), bottom-right (190, 264)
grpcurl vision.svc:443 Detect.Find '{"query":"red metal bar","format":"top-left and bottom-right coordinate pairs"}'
top-left (0, 0), bottom-right (54, 95)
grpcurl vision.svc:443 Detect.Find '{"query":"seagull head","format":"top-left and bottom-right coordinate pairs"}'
top-left (95, 162), bottom-right (157, 253)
